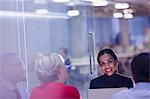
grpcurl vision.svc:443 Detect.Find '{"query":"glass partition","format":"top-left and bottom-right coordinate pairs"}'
top-left (0, 0), bottom-right (149, 99)
top-left (22, 1), bottom-right (92, 99)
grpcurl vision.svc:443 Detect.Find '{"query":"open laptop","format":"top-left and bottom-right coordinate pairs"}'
top-left (88, 87), bottom-right (127, 99)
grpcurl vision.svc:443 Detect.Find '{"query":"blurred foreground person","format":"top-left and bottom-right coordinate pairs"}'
top-left (112, 52), bottom-right (150, 99)
top-left (30, 53), bottom-right (80, 99)
top-left (0, 53), bottom-right (28, 99)
top-left (90, 48), bottom-right (133, 89)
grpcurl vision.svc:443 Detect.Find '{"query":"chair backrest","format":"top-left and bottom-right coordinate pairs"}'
top-left (88, 87), bottom-right (127, 99)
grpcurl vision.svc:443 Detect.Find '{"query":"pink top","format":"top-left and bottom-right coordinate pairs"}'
top-left (30, 82), bottom-right (80, 99)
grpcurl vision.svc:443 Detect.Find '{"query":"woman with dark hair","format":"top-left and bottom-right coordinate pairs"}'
top-left (89, 48), bottom-right (133, 89)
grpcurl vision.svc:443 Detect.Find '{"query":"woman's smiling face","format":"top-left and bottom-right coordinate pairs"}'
top-left (99, 53), bottom-right (118, 76)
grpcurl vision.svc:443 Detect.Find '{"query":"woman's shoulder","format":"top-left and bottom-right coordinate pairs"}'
top-left (64, 85), bottom-right (80, 98)
top-left (64, 84), bottom-right (78, 91)
top-left (91, 75), bottom-right (106, 82)
top-left (116, 73), bottom-right (131, 77)
top-left (116, 73), bottom-right (132, 80)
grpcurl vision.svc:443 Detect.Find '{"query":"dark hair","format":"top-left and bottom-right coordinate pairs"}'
top-left (59, 48), bottom-right (68, 54)
top-left (131, 52), bottom-right (150, 83)
top-left (97, 48), bottom-right (118, 65)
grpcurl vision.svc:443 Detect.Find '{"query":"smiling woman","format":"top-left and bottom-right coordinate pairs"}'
top-left (89, 48), bottom-right (133, 89)
top-left (0, 0), bottom-right (149, 99)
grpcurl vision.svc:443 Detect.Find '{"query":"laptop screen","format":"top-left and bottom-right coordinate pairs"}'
top-left (88, 88), bottom-right (127, 99)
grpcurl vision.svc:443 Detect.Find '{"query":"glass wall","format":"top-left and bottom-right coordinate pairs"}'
top-left (0, 0), bottom-right (149, 99)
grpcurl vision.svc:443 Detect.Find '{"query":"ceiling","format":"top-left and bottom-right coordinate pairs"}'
top-left (32, 0), bottom-right (150, 17)
top-left (1, 0), bottom-right (149, 18)
top-left (87, 0), bottom-right (150, 17)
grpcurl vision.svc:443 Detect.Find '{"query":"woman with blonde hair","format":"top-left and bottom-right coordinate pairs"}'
top-left (30, 53), bottom-right (80, 99)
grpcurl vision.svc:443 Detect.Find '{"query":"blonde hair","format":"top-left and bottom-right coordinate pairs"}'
top-left (34, 53), bottom-right (65, 82)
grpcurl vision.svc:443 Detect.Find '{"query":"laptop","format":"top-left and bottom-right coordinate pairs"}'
top-left (88, 87), bottom-right (127, 99)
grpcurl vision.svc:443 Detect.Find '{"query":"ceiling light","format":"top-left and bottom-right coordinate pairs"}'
top-left (83, 0), bottom-right (108, 6)
top-left (113, 12), bottom-right (123, 18)
top-left (34, 0), bottom-right (47, 4)
top-left (53, 0), bottom-right (71, 3)
top-left (0, 10), bottom-right (70, 19)
top-left (83, 0), bottom-right (93, 2)
top-left (123, 9), bottom-right (133, 14)
top-left (92, 0), bottom-right (108, 6)
top-left (124, 13), bottom-right (133, 19)
top-left (35, 9), bottom-right (49, 14)
top-left (115, 3), bottom-right (129, 9)
top-left (67, 10), bottom-right (80, 16)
